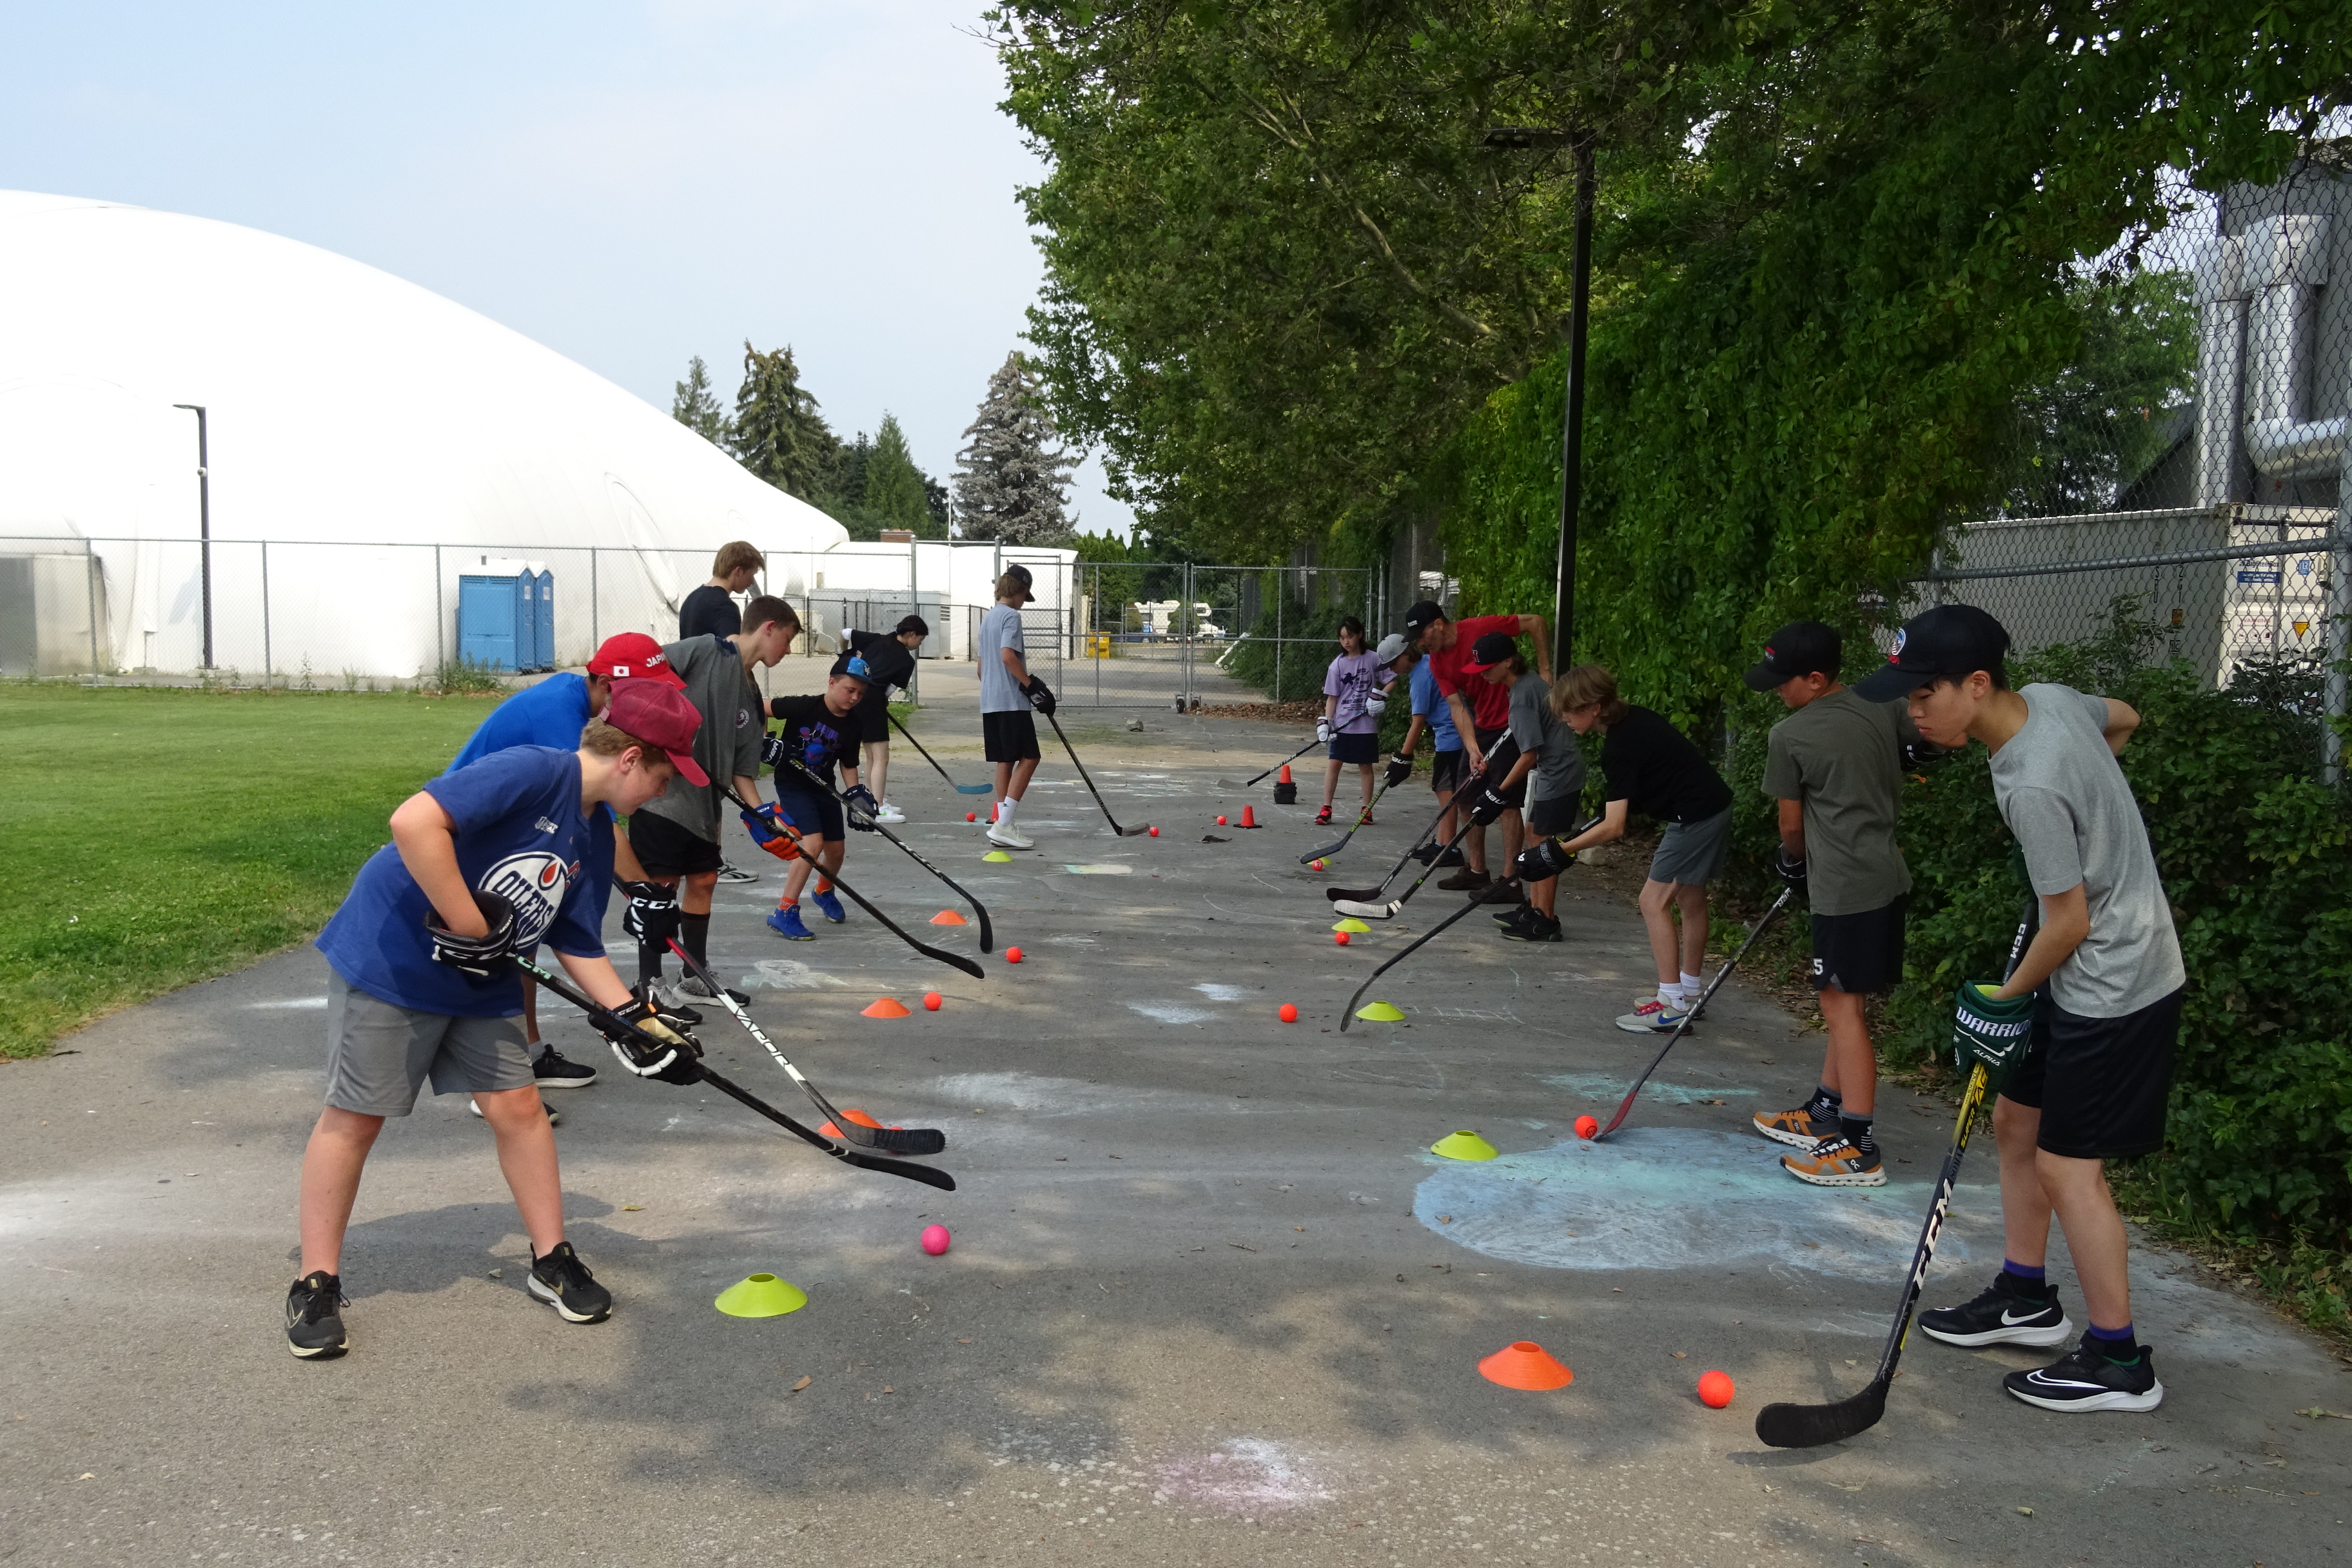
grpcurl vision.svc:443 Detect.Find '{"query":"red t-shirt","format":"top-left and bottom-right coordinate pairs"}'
top-left (1429, 614), bottom-right (1522, 732)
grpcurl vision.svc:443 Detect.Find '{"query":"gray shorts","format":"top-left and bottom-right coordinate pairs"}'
top-left (1647, 806), bottom-right (1732, 887)
top-left (323, 974), bottom-right (534, 1117)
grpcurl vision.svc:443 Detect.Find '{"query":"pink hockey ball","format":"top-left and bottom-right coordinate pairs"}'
top-left (920, 1224), bottom-right (952, 1257)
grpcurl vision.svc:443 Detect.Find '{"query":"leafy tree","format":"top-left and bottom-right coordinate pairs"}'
top-left (830, 431), bottom-right (873, 518)
top-left (729, 342), bottom-right (837, 503)
top-left (672, 355), bottom-right (730, 446)
top-left (865, 413), bottom-right (939, 538)
top-left (954, 352), bottom-right (1078, 544)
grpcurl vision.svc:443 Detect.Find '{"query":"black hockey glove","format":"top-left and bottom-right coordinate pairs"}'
top-left (843, 784), bottom-right (880, 832)
top-left (1469, 783), bottom-right (1512, 827)
top-left (1383, 752), bottom-right (1414, 790)
top-left (1513, 837), bottom-right (1576, 883)
top-left (760, 731), bottom-right (793, 771)
top-left (598, 1001), bottom-right (704, 1086)
top-left (1025, 678), bottom-right (1056, 716)
top-left (619, 879), bottom-right (680, 945)
top-left (1774, 845), bottom-right (1808, 896)
top-left (425, 890), bottom-right (518, 981)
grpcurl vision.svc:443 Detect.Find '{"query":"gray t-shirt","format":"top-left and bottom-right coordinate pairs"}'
top-left (635, 634), bottom-right (763, 841)
top-left (1762, 687), bottom-right (1914, 917)
top-left (1990, 683), bottom-right (2185, 1018)
top-left (1506, 671), bottom-right (1585, 806)
top-left (976, 603), bottom-right (1028, 714)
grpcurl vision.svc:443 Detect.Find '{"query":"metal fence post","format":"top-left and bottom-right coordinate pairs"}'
top-left (434, 544), bottom-right (444, 678)
top-left (1275, 567), bottom-right (1284, 703)
top-left (2329, 494), bottom-right (2349, 785)
top-left (85, 538), bottom-right (99, 679)
top-left (260, 540), bottom-right (272, 688)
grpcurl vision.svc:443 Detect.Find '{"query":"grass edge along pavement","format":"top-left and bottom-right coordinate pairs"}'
top-left (0, 683), bottom-right (489, 1059)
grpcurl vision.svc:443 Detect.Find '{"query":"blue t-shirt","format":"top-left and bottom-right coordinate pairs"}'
top-left (1410, 659), bottom-right (1462, 752)
top-left (447, 672), bottom-right (616, 927)
top-left (316, 747), bottom-right (607, 1017)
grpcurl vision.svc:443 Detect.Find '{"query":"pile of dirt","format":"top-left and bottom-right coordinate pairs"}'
top-left (1193, 700), bottom-right (1323, 724)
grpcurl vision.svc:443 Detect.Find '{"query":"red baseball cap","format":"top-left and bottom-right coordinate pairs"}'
top-left (586, 632), bottom-right (687, 689)
top-left (605, 681), bottom-right (708, 786)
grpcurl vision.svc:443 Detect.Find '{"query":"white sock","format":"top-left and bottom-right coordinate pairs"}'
top-left (1660, 982), bottom-right (1685, 1004)
top-left (997, 798), bottom-right (1018, 823)
top-left (1681, 971), bottom-right (1704, 995)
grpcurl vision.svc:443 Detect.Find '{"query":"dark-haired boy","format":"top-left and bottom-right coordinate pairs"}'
top-left (1862, 603), bottom-right (2183, 1415)
top-left (758, 660), bottom-right (874, 941)
top-left (832, 615), bottom-right (926, 823)
top-left (1744, 620), bottom-right (1919, 1189)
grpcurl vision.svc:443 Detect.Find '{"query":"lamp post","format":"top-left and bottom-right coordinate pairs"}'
top-left (1484, 126), bottom-right (1594, 678)
top-left (172, 402), bottom-right (213, 669)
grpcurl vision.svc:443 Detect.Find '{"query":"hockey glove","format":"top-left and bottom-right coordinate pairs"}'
top-left (1366, 694), bottom-right (1387, 719)
top-left (739, 803), bottom-right (802, 862)
top-left (1773, 845), bottom-right (1808, 896)
top-left (1316, 720), bottom-right (1333, 746)
top-left (598, 1001), bottom-right (704, 1086)
top-left (618, 879), bottom-right (680, 945)
top-left (1024, 678), bottom-right (1056, 716)
top-left (1952, 981), bottom-right (2035, 1087)
top-left (1469, 783), bottom-right (1512, 827)
top-left (1383, 752), bottom-right (1415, 790)
top-left (843, 784), bottom-right (880, 832)
top-left (1513, 837), bottom-right (1576, 883)
top-left (425, 890), bottom-right (518, 981)
top-left (760, 731), bottom-right (793, 772)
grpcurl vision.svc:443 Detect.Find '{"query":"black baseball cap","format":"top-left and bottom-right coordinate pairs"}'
top-left (1853, 604), bottom-right (2012, 701)
top-left (1460, 631), bottom-right (1519, 674)
top-left (1401, 600), bottom-right (1447, 642)
top-left (1741, 621), bottom-right (1842, 691)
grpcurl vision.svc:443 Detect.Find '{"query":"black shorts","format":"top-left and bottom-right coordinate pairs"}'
top-left (1526, 793), bottom-right (1580, 838)
top-left (1328, 731), bottom-right (1378, 765)
top-left (1810, 897), bottom-right (1906, 995)
top-left (983, 709), bottom-right (1040, 763)
top-left (2000, 986), bottom-right (2182, 1161)
top-left (1430, 749), bottom-right (1469, 795)
top-left (624, 808), bottom-right (721, 877)
top-left (1475, 728), bottom-right (1524, 808)
top-left (772, 783), bottom-right (845, 843)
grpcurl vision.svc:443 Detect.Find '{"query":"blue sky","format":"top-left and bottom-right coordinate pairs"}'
top-left (0, 0), bottom-right (1132, 536)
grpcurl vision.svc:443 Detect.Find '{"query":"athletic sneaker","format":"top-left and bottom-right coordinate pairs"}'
top-left (2004, 1337), bottom-right (2164, 1413)
top-left (810, 887), bottom-right (847, 924)
top-left (1501, 911), bottom-right (1562, 943)
top-left (530, 1043), bottom-right (596, 1088)
top-left (526, 1241), bottom-right (612, 1324)
top-left (1411, 843), bottom-right (1467, 867)
top-left (1780, 1133), bottom-right (1886, 1187)
top-left (678, 973), bottom-right (749, 1006)
top-left (1315, 805), bottom-right (1335, 825)
top-left (1921, 1273), bottom-right (2075, 1348)
top-left (1476, 877), bottom-right (1525, 906)
top-left (638, 979), bottom-right (701, 1026)
top-left (986, 819), bottom-right (1035, 850)
top-left (767, 904), bottom-right (814, 941)
top-left (1753, 1103), bottom-right (1838, 1148)
top-left (874, 800), bottom-right (907, 825)
top-left (469, 1097), bottom-right (560, 1125)
top-left (285, 1271), bottom-right (348, 1359)
top-left (714, 859), bottom-right (759, 885)
top-left (1437, 867), bottom-right (1491, 893)
top-left (1492, 903), bottom-right (1533, 928)
top-left (1614, 991), bottom-right (1694, 1034)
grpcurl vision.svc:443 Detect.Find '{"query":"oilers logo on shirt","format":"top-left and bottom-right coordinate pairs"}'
top-left (478, 851), bottom-right (579, 949)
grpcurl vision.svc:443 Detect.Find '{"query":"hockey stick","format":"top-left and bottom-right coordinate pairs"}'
top-left (1591, 887), bottom-right (1794, 1142)
top-left (1321, 752), bottom-right (1499, 901)
top-left (1221, 736), bottom-right (1322, 790)
top-left (511, 956), bottom-right (956, 1190)
top-left (887, 709), bottom-right (993, 794)
top-left (779, 758), bottom-right (995, 952)
top-left (1754, 898), bottom-right (2037, 1449)
top-left (1300, 774), bottom-right (1402, 864)
top-left (1336, 887), bottom-right (1493, 1032)
top-left (723, 785), bottom-right (985, 979)
top-left (663, 937), bottom-right (946, 1156)
top-left (1039, 708), bottom-right (1151, 836)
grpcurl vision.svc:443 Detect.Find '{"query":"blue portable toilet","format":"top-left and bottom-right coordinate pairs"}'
top-left (457, 559), bottom-right (533, 671)
top-left (534, 567), bottom-right (556, 671)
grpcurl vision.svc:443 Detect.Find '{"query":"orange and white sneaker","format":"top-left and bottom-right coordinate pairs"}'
top-left (1754, 1103), bottom-right (1838, 1149)
top-left (1781, 1135), bottom-right (1886, 1188)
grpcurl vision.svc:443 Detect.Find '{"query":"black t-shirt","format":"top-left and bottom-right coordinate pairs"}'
top-left (678, 584), bottom-right (741, 642)
top-left (1600, 705), bottom-right (1734, 823)
top-left (831, 629), bottom-right (915, 696)
top-left (766, 694), bottom-right (858, 789)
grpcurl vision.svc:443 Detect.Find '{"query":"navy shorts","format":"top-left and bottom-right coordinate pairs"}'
top-left (1328, 731), bottom-right (1378, 765)
top-left (771, 785), bottom-right (845, 843)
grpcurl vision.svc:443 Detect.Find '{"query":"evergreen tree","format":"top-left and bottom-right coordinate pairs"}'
top-left (829, 431), bottom-right (874, 518)
top-left (865, 413), bottom-right (939, 537)
top-left (952, 352), bottom-right (1077, 544)
top-left (671, 355), bottom-right (730, 446)
top-left (922, 474), bottom-right (953, 537)
top-left (729, 342), bottom-right (836, 502)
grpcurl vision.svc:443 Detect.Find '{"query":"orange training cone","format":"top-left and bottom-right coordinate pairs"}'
top-left (1239, 805), bottom-right (1259, 828)
top-left (1277, 764), bottom-right (1293, 785)
top-left (929, 910), bottom-right (968, 925)
top-left (1478, 1340), bottom-right (1574, 1391)
top-left (819, 1108), bottom-right (885, 1139)
top-left (861, 997), bottom-right (914, 1019)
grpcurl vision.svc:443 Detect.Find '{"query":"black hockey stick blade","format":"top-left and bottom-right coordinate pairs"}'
top-left (1755, 1380), bottom-right (1890, 1450)
top-left (1042, 709), bottom-right (1150, 835)
top-left (1594, 887), bottom-right (1792, 1141)
top-left (1338, 890), bottom-right (1490, 1032)
top-left (783, 760), bottom-right (995, 952)
top-left (662, 937), bottom-right (947, 1156)
top-left (1232, 736), bottom-right (1322, 789)
top-left (888, 709), bottom-right (993, 793)
top-left (1322, 749), bottom-right (1502, 903)
top-left (1300, 778), bottom-right (1397, 863)
top-left (724, 787), bottom-right (985, 979)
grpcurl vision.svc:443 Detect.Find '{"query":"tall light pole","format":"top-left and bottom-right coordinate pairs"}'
top-left (1484, 126), bottom-right (1595, 678)
top-left (172, 403), bottom-right (213, 669)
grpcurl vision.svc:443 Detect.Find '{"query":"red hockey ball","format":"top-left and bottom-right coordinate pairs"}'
top-left (1334, 932), bottom-right (1350, 946)
top-left (1698, 1370), bottom-right (1735, 1409)
top-left (1148, 825), bottom-right (1159, 836)
top-left (923, 992), bottom-right (943, 1012)
top-left (965, 811), bottom-right (977, 823)
top-left (1278, 1003), bottom-right (1298, 1023)
top-left (1574, 1115), bottom-right (1599, 1139)
top-left (1216, 815), bottom-right (1228, 825)
top-left (1006, 947), bottom-right (1023, 964)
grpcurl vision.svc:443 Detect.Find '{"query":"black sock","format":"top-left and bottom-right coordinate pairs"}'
top-left (2086, 1322), bottom-right (2141, 1364)
top-left (2000, 1263), bottom-right (2052, 1304)
top-left (1839, 1113), bottom-right (1876, 1157)
top-left (681, 913), bottom-right (711, 969)
top-left (1806, 1084), bottom-right (1841, 1118)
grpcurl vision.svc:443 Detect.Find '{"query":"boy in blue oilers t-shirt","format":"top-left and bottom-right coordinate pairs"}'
top-left (756, 662), bottom-right (874, 942)
top-left (287, 683), bottom-right (708, 1362)
top-left (445, 632), bottom-right (685, 1097)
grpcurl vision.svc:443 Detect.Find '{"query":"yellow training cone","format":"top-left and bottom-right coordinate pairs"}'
top-left (1354, 1000), bottom-right (1406, 1022)
top-left (1331, 917), bottom-right (1371, 934)
top-left (714, 1273), bottom-right (808, 1318)
top-left (982, 850), bottom-right (1014, 863)
top-left (1431, 1130), bottom-right (1499, 1162)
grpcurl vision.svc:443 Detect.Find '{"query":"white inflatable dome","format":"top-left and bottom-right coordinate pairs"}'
top-left (0, 190), bottom-right (845, 679)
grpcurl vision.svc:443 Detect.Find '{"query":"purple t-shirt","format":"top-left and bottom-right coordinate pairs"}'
top-left (1324, 650), bottom-right (1387, 734)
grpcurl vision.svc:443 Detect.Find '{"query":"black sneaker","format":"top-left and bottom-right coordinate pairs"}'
top-left (677, 974), bottom-right (750, 1006)
top-left (531, 1043), bottom-right (597, 1089)
top-left (1411, 842), bottom-right (1441, 865)
top-left (1435, 845), bottom-right (1467, 867)
top-left (1492, 902), bottom-right (1533, 928)
top-left (1502, 911), bottom-right (1562, 943)
top-left (1475, 877), bottom-right (1525, 906)
top-left (527, 1241), bottom-right (612, 1324)
top-left (2003, 1336), bottom-right (2164, 1413)
top-left (1920, 1272), bottom-right (2074, 1348)
top-left (286, 1271), bottom-right (348, 1359)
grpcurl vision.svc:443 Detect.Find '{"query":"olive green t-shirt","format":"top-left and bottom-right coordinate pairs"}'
top-left (1761, 687), bottom-right (1913, 916)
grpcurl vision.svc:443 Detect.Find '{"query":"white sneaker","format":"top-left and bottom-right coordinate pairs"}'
top-left (986, 817), bottom-right (1035, 850)
top-left (1614, 990), bottom-right (1696, 1034)
top-left (714, 859), bottom-right (759, 885)
top-left (874, 800), bottom-right (907, 825)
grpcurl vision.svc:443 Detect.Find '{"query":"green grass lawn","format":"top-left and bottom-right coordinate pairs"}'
top-left (0, 683), bottom-right (493, 1057)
